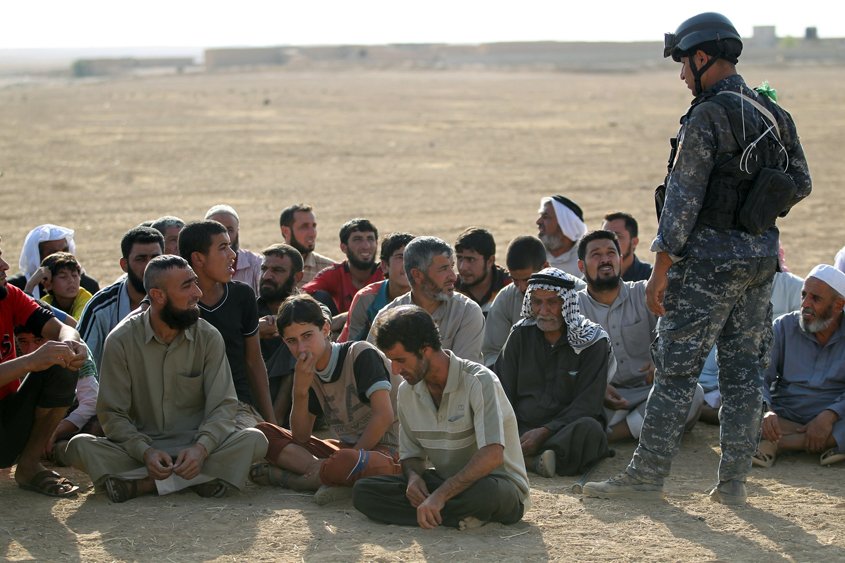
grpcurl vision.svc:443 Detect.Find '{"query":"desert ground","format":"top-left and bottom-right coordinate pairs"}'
top-left (0, 64), bottom-right (844, 561)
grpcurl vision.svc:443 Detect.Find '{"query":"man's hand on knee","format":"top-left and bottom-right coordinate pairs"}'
top-left (519, 427), bottom-right (551, 456)
top-left (761, 411), bottom-right (782, 443)
top-left (799, 410), bottom-right (838, 453)
top-left (416, 491), bottom-right (445, 529)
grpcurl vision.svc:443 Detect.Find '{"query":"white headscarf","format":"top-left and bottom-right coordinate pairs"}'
top-left (521, 267), bottom-right (607, 354)
top-left (542, 195), bottom-right (587, 244)
top-left (19, 224), bottom-right (76, 298)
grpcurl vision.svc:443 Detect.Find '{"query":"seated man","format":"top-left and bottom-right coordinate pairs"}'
top-left (256, 243), bottom-right (304, 426)
top-left (66, 256), bottom-right (268, 502)
top-left (150, 216), bottom-right (185, 256)
top-left (576, 230), bottom-right (703, 442)
top-left (483, 235), bottom-right (548, 367)
top-left (9, 224), bottom-right (99, 298)
top-left (251, 294), bottom-right (401, 505)
top-left (368, 236), bottom-right (484, 364)
top-left (755, 264), bottom-right (845, 467)
top-left (496, 268), bottom-right (611, 477)
top-left (454, 227), bottom-right (511, 316)
top-left (601, 212), bottom-right (653, 282)
top-left (536, 195), bottom-right (587, 276)
top-left (302, 218), bottom-right (383, 317)
top-left (28, 252), bottom-right (93, 320)
top-left (339, 232), bottom-right (414, 342)
top-left (205, 204), bottom-right (263, 294)
top-left (1, 240), bottom-right (88, 497)
top-left (354, 305), bottom-right (529, 529)
top-left (279, 203), bottom-right (336, 287)
top-left (78, 226), bottom-right (164, 369)
top-left (15, 325), bottom-right (101, 464)
top-left (180, 220), bottom-right (277, 427)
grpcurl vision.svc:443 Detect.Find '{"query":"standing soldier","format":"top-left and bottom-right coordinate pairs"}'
top-left (584, 12), bottom-right (812, 505)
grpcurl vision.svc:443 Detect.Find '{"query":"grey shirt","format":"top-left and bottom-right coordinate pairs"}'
top-left (578, 281), bottom-right (656, 389)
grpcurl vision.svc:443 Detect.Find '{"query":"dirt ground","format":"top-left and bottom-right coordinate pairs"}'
top-left (1, 66), bottom-right (844, 561)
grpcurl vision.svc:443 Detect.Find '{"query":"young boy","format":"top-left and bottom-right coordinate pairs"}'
top-left (27, 252), bottom-right (92, 320)
top-left (179, 220), bottom-right (277, 427)
top-left (252, 294), bottom-right (401, 504)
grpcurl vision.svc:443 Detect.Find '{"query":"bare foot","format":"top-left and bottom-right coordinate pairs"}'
top-left (458, 516), bottom-right (487, 531)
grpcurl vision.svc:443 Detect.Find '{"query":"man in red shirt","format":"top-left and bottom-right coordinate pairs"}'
top-left (0, 239), bottom-right (88, 497)
top-left (303, 219), bottom-right (384, 332)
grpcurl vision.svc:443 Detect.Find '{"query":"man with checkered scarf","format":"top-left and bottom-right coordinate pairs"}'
top-left (495, 268), bottom-right (613, 477)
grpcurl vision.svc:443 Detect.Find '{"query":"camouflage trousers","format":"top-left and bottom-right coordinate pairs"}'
top-left (628, 256), bottom-right (777, 485)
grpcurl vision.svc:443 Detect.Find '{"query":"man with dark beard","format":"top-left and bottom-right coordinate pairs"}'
top-left (368, 237), bottom-right (484, 364)
top-left (601, 212), bottom-right (653, 282)
top-left (454, 227), bottom-right (511, 316)
top-left (303, 218), bottom-right (383, 318)
top-left (576, 230), bottom-right (703, 442)
top-left (754, 265), bottom-right (845, 468)
top-left (66, 255), bottom-right (268, 503)
top-left (78, 226), bottom-right (163, 368)
top-left (256, 243), bottom-right (304, 424)
top-left (279, 204), bottom-right (336, 288)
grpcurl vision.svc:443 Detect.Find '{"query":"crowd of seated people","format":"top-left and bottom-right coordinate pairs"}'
top-left (1, 194), bottom-right (840, 530)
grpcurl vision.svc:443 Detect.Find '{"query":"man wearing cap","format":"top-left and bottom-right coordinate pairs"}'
top-left (584, 12), bottom-right (811, 505)
top-left (536, 196), bottom-right (587, 277)
top-left (753, 265), bottom-right (845, 467)
top-left (495, 267), bottom-right (611, 477)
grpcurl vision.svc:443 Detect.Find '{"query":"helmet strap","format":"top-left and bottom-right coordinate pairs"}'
top-left (689, 51), bottom-right (719, 96)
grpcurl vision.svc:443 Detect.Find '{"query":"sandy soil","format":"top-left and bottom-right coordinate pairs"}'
top-left (1, 66), bottom-right (844, 562)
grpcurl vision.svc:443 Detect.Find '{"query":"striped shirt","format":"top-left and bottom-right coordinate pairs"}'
top-left (398, 352), bottom-right (530, 504)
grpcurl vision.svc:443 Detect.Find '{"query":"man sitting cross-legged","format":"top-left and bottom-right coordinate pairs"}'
top-left (353, 305), bottom-right (530, 530)
top-left (250, 294), bottom-right (402, 505)
top-left (1, 239), bottom-right (88, 497)
top-left (66, 256), bottom-right (269, 502)
top-left (576, 230), bottom-right (703, 442)
top-left (495, 267), bottom-right (612, 477)
top-left (754, 264), bottom-right (845, 468)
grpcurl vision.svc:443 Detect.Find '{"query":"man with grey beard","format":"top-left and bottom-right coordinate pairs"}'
top-left (368, 237), bottom-right (484, 364)
top-left (754, 264), bottom-right (845, 468)
top-left (536, 195), bottom-right (587, 277)
top-left (495, 267), bottom-right (611, 478)
top-left (66, 255), bottom-right (268, 502)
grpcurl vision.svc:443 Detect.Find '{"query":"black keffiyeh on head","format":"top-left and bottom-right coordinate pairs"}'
top-left (521, 267), bottom-right (607, 354)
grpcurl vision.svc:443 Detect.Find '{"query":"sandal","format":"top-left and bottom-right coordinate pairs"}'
top-left (248, 462), bottom-right (291, 487)
top-left (104, 476), bottom-right (140, 503)
top-left (18, 469), bottom-right (79, 498)
top-left (192, 479), bottom-right (229, 498)
top-left (752, 440), bottom-right (777, 468)
top-left (820, 448), bottom-right (845, 466)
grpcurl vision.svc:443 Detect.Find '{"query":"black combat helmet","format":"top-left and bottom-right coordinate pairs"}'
top-left (664, 12), bottom-right (743, 62)
top-left (664, 12), bottom-right (742, 95)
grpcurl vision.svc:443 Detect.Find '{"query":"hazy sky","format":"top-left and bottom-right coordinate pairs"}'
top-left (2, 1), bottom-right (838, 49)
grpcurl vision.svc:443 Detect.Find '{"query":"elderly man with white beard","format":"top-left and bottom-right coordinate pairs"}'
top-left (754, 264), bottom-right (845, 468)
top-left (494, 267), bottom-right (612, 477)
top-left (535, 196), bottom-right (588, 277)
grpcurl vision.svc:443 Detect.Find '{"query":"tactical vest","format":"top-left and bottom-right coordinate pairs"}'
top-left (658, 86), bottom-right (793, 233)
